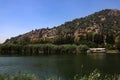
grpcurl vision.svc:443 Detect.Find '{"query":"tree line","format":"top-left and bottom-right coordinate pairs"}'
top-left (0, 44), bottom-right (89, 56)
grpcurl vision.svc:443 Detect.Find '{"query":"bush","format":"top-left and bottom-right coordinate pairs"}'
top-left (105, 44), bottom-right (113, 50)
top-left (77, 45), bottom-right (89, 54)
top-left (74, 69), bottom-right (120, 80)
top-left (116, 40), bottom-right (120, 51)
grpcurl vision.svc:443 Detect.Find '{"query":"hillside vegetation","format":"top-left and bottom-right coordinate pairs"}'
top-left (4, 9), bottom-right (120, 50)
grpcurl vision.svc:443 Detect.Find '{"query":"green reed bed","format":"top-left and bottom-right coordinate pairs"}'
top-left (0, 44), bottom-right (89, 56)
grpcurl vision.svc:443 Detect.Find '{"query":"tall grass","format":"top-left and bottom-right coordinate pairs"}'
top-left (0, 69), bottom-right (119, 80)
top-left (74, 69), bottom-right (120, 80)
top-left (0, 72), bottom-right (38, 80)
top-left (0, 44), bottom-right (88, 56)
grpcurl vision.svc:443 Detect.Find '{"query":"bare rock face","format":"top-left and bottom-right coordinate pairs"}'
top-left (5, 28), bottom-right (58, 44)
top-left (23, 28), bottom-right (58, 41)
top-left (108, 9), bottom-right (120, 16)
top-left (74, 26), bottom-right (100, 39)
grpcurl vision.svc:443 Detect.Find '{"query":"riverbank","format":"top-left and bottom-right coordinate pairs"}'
top-left (107, 50), bottom-right (119, 54)
top-left (0, 69), bottom-right (119, 80)
top-left (0, 44), bottom-right (120, 56)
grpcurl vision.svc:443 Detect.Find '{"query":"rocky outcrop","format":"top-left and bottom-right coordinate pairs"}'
top-left (5, 28), bottom-right (58, 44)
top-left (24, 28), bottom-right (58, 41)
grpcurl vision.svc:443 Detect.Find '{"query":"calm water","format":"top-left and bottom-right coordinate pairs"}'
top-left (0, 54), bottom-right (120, 80)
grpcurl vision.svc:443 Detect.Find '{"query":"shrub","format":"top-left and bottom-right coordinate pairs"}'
top-left (77, 45), bottom-right (89, 54)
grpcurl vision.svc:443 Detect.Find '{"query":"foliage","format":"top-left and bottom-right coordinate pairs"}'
top-left (0, 72), bottom-right (38, 80)
top-left (116, 39), bottom-right (120, 51)
top-left (0, 69), bottom-right (119, 80)
top-left (74, 69), bottom-right (120, 80)
top-left (105, 44), bottom-right (113, 50)
top-left (0, 44), bottom-right (82, 55)
top-left (4, 9), bottom-right (120, 51)
top-left (106, 33), bottom-right (115, 45)
top-left (77, 45), bottom-right (89, 54)
top-left (94, 34), bottom-right (104, 45)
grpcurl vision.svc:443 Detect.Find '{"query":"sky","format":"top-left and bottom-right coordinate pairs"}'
top-left (0, 0), bottom-right (120, 43)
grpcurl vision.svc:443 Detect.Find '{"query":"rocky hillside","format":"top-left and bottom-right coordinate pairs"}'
top-left (4, 9), bottom-right (120, 45)
top-left (5, 28), bottom-right (58, 44)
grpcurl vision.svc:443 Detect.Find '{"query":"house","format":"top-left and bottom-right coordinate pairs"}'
top-left (87, 48), bottom-right (106, 54)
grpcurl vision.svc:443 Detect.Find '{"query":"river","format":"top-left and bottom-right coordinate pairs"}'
top-left (0, 54), bottom-right (120, 80)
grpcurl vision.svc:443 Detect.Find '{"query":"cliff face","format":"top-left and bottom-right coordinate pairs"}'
top-left (24, 28), bottom-right (58, 41)
top-left (4, 9), bottom-right (120, 44)
top-left (5, 28), bottom-right (58, 44)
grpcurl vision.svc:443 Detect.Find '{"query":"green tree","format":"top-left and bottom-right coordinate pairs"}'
top-left (77, 45), bottom-right (89, 54)
top-left (18, 36), bottom-right (30, 45)
top-left (94, 34), bottom-right (104, 45)
top-left (106, 33), bottom-right (115, 45)
top-left (116, 39), bottom-right (120, 51)
top-left (86, 32), bottom-right (94, 42)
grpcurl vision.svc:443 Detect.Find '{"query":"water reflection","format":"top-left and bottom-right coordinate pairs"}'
top-left (88, 54), bottom-right (106, 60)
top-left (0, 54), bottom-right (120, 80)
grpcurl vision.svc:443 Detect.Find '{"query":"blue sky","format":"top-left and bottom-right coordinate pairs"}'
top-left (0, 0), bottom-right (120, 43)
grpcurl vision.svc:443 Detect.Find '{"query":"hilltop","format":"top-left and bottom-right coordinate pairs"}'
top-left (4, 9), bottom-right (120, 47)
